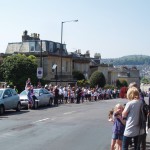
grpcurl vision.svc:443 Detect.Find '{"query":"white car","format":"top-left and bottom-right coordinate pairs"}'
top-left (19, 88), bottom-right (54, 109)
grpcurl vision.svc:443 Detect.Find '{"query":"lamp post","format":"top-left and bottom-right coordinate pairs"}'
top-left (40, 40), bottom-right (42, 67)
top-left (60, 19), bottom-right (78, 85)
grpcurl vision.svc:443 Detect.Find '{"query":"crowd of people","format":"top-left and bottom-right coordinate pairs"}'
top-left (109, 82), bottom-right (150, 150)
top-left (44, 84), bottom-right (121, 104)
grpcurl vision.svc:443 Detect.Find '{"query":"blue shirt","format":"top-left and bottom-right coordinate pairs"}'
top-left (112, 116), bottom-right (125, 135)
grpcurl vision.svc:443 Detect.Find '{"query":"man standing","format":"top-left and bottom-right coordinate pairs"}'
top-left (76, 87), bottom-right (82, 104)
top-left (54, 86), bottom-right (59, 106)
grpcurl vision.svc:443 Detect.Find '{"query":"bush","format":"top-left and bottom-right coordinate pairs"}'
top-left (104, 84), bottom-right (116, 89)
top-left (90, 71), bottom-right (106, 88)
top-left (77, 79), bottom-right (90, 87)
top-left (72, 70), bottom-right (85, 80)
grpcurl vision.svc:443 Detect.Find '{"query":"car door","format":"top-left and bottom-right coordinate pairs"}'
top-left (43, 89), bottom-right (51, 104)
top-left (3, 89), bottom-right (13, 110)
top-left (10, 89), bottom-right (19, 108)
top-left (38, 89), bottom-right (46, 106)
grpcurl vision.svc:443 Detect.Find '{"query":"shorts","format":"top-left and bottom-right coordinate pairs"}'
top-left (112, 133), bottom-right (123, 140)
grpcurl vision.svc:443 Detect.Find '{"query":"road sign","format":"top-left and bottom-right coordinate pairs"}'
top-left (37, 67), bottom-right (43, 79)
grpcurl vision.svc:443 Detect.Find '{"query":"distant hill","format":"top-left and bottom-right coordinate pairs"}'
top-left (101, 55), bottom-right (150, 66)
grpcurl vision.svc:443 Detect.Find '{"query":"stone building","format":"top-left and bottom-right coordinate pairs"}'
top-left (5, 31), bottom-right (91, 85)
top-left (90, 55), bottom-right (140, 87)
top-left (4, 30), bottom-right (140, 86)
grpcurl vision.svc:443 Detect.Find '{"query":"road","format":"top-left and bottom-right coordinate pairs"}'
top-left (0, 98), bottom-right (150, 150)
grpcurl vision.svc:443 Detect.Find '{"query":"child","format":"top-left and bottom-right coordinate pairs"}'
top-left (110, 104), bottom-right (125, 150)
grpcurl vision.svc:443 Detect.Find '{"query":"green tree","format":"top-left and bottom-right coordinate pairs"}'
top-left (77, 79), bottom-right (90, 87)
top-left (116, 79), bottom-right (122, 88)
top-left (121, 80), bottom-right (128, 87)
top-left (141, 77), bottom-right (150, 84)
top-left (89, 71), bottom-right (106, 88)
top-left (0, 54), bottom-right (38, 92)
top-left (72, 70), bottom-right (85, 80)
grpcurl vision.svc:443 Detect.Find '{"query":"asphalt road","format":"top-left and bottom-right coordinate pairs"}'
top-left (0, 98), bottom-right (150, 150)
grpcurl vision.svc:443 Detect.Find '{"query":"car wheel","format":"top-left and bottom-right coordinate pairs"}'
top-left (0, 105), bottom-right (5, 115)
top-left (34, 101), bottom-right (38, 109)
top-left (16, 103), bottom-right (21, 111)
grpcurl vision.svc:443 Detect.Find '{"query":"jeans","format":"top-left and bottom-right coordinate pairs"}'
top-left (122, 135), bottom-right (139, 150)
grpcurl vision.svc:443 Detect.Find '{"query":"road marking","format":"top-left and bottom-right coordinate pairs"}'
top-left (33, 118), bottom-right (49, 123)
top-left (63, 111), bottom-right (76, 115)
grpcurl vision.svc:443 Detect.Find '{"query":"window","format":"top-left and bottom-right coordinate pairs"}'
top-left (4, 90), bottom-right (12, 97)
top-left (49, 42), bottom-right (54, 52)
top-left (43, 89), bottom-right (49, 94)
top-left (66, 61), bottom-right (68, 72)
top-left (29, 42), bottom-right (35, 52)
top-left (56, 43), bottom-right (60, 49)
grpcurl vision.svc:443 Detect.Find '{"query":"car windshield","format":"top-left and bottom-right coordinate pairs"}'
top-left (20, 90), bottom-right (27, 96)
top-left (0, 89), bottom-right (4, 98)
top-left (19, 89), bottom-right (40, 96)
top-left (33, 89), bottom-right (40, 95)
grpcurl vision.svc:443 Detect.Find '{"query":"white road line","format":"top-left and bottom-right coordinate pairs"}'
top-left (33, 118), bottom-right (50, 123)
top-left (63, 111), bottom-right (76, 115)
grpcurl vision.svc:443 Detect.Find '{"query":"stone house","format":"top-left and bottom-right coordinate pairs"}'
top-left (5, 31), bottom-right (90, 85)
top-left (4, 30), bottom-right (140, 87)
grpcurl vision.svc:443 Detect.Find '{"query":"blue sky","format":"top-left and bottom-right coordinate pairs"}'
top-left (0, 0), bottom-right (150, 58)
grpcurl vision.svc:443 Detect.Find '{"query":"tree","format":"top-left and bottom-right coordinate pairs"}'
top-left (116, 79), bottom-right (122, 88)
top-left (116, 79), bottom-right (128, 88)
top-left (89, 71), bottom-right (106, 88)
top-left (0, 54), bottom-right (38, 92)
top-left (72, 70), bottom-right (85, 80)
top-left (77, 79), bottom-right (90, 87)
top-left (141, 77), bottom-right (150, 84)
top-left (121, 80), bottom-right (128, 87)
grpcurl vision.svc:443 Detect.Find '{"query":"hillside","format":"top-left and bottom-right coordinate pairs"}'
top-left (101, 55), bottom-right (150, 65)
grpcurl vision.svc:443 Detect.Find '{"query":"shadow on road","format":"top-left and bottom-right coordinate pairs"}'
top-left (129, 142), bottom-right (150, 150)
top-left (0, 110), bottom-right (29, 117)
top-left (33, 105), bottom-right (58, 111)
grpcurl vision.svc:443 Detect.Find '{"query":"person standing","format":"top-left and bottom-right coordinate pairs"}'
top-left (128, 82), bottom-right (148, 150)
top-left (25, 78), bottom-right (31, 90)
top-left (122, 87), bottom-right (145, 150)
top-left (25, 78), bottom-right (33, 108)
top-left (54, 86), bottom-right (59, 106)
top-left (76, 87), bottom-right (82, 104)
top-left (110, 104), bottom-right (125, 150)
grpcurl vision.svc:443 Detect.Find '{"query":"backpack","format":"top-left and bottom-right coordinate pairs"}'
top-left (139, 103), bottom-right (149, 130)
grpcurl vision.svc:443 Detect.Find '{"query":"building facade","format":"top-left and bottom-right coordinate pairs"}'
top-left (4, 30), bottom-right (140, 86)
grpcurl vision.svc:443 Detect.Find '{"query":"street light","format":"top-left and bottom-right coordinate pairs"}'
top-left (60, 19), bottom-right (78, 84)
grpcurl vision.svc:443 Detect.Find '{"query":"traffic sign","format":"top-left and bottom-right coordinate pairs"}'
top-left (37, 67), bottom-right (43, 79)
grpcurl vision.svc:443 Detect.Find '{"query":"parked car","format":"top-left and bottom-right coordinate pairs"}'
top-left (19, 88), bottom-right (54, 109)
top-left (0, 88), bottom-right (21, 115)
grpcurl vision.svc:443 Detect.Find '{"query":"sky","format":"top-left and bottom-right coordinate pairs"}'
top-left (0, 0), bottom-right (150, 58)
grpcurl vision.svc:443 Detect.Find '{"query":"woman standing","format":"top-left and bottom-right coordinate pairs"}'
top-left (122, 87), bottom-right (145, 150)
